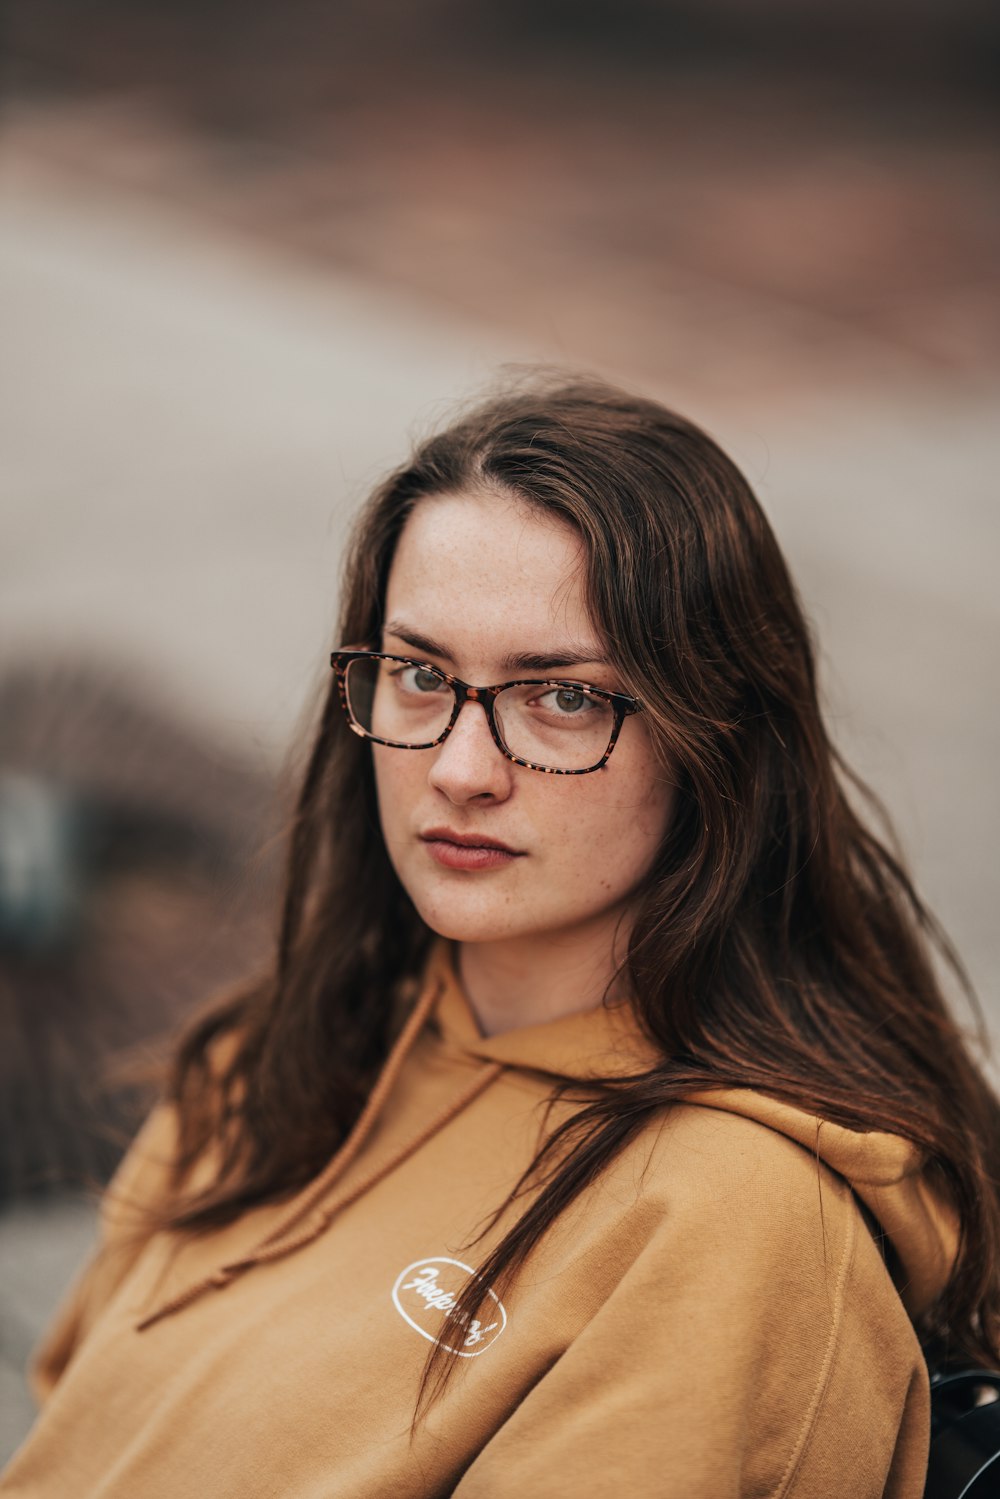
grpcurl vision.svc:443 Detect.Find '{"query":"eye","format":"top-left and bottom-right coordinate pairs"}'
top-left (538, 686), bottom-right (601, 716)
top-left (392, 663), bottom-right (447, 695)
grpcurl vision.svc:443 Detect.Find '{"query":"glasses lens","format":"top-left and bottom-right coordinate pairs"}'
top-left (344, 656), bottom-right (455, 746)
top-left (494, 683), bottom-right (615, 771)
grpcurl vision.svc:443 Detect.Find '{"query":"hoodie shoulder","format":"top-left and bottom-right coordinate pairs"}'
top-left (643, 1091), bottom-right (957, 1319)
top-left (640, 1095), bottom-right (856, 1228)
top-left (29, 1100), bottom-right (180, 1404)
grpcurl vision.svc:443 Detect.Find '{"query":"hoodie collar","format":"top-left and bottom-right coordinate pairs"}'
top-left (428, 941), bottom-right (662, 1081)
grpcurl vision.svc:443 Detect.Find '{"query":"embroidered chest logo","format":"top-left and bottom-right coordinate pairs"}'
top-left (391, 1257), bottom-right (508, 1357)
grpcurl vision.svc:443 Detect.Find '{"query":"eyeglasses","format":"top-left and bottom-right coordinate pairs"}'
top-left (330, 650), bottom-right (643, 775)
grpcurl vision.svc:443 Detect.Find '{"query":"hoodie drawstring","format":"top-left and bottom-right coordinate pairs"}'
top-left (135, 980), bottom-right (504, 1332)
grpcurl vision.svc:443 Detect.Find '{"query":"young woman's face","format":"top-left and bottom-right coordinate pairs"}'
top-left (372, 489), bottom-right (675, 950)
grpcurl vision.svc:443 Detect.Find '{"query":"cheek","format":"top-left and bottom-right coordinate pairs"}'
top-left (545, 764), bottom-right (675, 885)
top-left (632, 773), bottom-right (677, 847)
top-left (371, 747), bottom-right (422, 845)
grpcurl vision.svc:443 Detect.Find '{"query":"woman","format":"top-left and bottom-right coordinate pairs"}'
top-left (4, 376), bottom-right (999, 1497)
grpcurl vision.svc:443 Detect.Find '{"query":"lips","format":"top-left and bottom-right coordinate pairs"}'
top-left (420, 828), bottom-right (521, 853)
top-left (419, 827), bottom-right (524, 871)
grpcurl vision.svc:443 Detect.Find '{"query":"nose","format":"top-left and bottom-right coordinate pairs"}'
top-left (426, 699), bottom-right (513, 804)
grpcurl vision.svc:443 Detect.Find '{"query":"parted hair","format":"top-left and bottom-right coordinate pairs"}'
top-left (163, 374), bottom-right (1000, 1397)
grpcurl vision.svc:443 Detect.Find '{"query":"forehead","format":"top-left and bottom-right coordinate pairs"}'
top-left (384, 490), bottom-right (597, 660)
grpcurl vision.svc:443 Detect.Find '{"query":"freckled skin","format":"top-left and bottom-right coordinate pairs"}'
top-left (372, 489), bottom-right (676, 1033)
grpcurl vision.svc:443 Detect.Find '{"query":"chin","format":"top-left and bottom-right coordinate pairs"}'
top-left (409, 890), bottom-right (533, 946)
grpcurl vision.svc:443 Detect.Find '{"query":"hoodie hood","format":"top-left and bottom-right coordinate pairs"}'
top-left (429, 943), bottom-right (960, 1317)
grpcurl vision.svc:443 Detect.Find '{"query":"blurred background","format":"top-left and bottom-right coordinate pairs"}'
top-left (1, 0), bottom-right (998, 1458)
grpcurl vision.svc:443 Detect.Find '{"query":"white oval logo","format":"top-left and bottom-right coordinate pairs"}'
top-left (391, 1256), bottom-right (507, 1357)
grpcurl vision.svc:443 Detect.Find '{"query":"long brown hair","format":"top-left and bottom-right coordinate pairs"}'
top-left (163, 374), bottom-right (1000, 1385)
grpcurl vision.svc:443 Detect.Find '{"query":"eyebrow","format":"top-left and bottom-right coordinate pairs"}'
top-left (383, 621), bottom-right (608, 673)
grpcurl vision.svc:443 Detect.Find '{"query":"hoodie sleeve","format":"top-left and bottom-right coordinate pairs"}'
top-left (452, 1112), bottom-right (931, 1499)
top-left (29, 1102), bottom-right (179, 1405)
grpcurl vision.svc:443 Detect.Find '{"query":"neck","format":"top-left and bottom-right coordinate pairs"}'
top-left (456, 912), bottom-right (631, 1037)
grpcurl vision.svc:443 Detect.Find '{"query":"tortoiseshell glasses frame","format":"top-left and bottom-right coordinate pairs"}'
top-left (330, 649), bottom-right (644, 775)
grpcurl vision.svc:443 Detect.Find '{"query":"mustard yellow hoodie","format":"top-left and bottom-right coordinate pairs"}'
top-left (2, 946), bottom-right (957, 1497)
